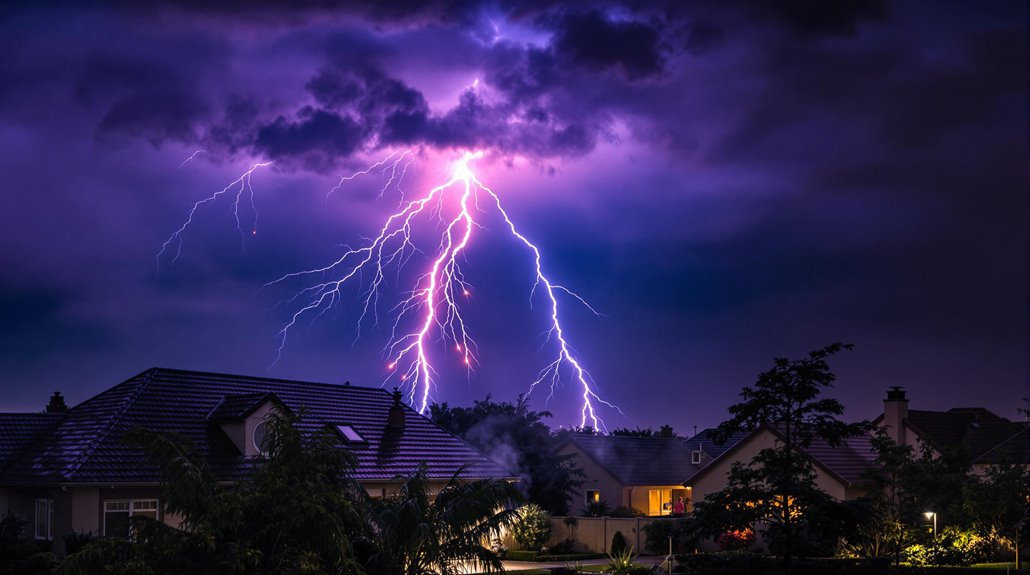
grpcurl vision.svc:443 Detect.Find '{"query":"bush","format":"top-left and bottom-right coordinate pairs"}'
top-left (716, 528), bottom-right (755, 551)
top-left (643, 517), bottom-right (698, 555)
top-left (512, 504), bottom-right (552, 551)
top-left (63, 531), bottom-right (99, 556)
top-left (506, 550), bottom-right (538, 561)
top-left (611, 531), bottom-right (629, 555)
top-left (903, 526), bottom-right (993, 566)
top-left (582, 500), bottom-right (612, 517)
top-left (543, 538), bottom-right (575, 555)
top-left (0, 511), bottom-right (57, 575)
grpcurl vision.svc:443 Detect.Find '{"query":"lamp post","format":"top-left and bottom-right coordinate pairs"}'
top-left (923, 511), bottom-right (937, 539)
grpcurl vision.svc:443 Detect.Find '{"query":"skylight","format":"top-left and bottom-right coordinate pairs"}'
top-left (336, 425), bottom-right (366, 444)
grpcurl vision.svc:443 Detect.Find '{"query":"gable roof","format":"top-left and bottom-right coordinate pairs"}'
top-left (907, 408), bottom-right (1026, 461)
top-left (682, 424), bottom-right (878, 487)
top-left (0, 368), bottom-right (514, 485)
top-left (683, 428), bottom-right (751, 460)
top-left (557, 434), bottom-right (700, 486)
top-left (207, 392), bottom-right (288, 421)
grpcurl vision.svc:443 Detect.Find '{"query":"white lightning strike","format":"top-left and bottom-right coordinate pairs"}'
top-left (158, 162), bottom-right (271, 270)
top-left (160, 150), bottom-right (620, 430)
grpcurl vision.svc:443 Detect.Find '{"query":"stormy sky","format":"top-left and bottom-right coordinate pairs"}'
top-left (0, 0), bottom-right (1025, 431)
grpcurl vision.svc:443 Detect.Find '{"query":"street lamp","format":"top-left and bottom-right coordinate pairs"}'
top-left (923, 511), bottom-right (937, 539)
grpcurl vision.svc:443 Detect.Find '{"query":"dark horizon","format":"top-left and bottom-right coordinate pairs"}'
top-left (0, 0), bottom-right (1026, 431)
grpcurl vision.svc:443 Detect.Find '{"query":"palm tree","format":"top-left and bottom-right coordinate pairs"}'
top-left (354, 464), bottom-right (523, 575)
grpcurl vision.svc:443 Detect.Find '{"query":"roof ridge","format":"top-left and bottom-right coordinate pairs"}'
top-left (63, 370), bottom-right (156, 481)
top-left (147, 366), bottom-right (390, 394)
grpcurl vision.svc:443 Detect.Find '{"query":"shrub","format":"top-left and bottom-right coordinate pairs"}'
top-left (716, 528), bottom-right (755, 551)
top-left (506, 550), bottom-right (538, 561)
top-left (611, 531), bottom-right (629, 555)
top-left (63, 532), bottom-right (99, 556)
top-left (545, 538), bottom-right (575, 555)
top-left (512, 504), bottom-right (552, 551)
top-left (582, 499), bottom-right (612, 517)
top-left (605, 547), bottom-right (638, 575)
top-left (643, 517), bottom-right (698, 555)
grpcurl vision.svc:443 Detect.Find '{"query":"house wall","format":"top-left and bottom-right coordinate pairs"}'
top-left (555, 443), bottom-right (627, 512)
top-left (688, 428), bottom-right (851, 504)
top-left (627, 485), bottom-right (693, 515)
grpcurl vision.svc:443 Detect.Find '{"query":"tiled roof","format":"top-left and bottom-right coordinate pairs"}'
top-left (0, 413), bottom-right (65, 474)
top-left (0, 368), bottom-right (514, 485)
top-left (683, 424), bottom-right (878, 487)
top-left (683, 428), bottom-right (751, 460)
top-left (905, 408), bottom-right (1027, 462)
top-left (558, 435), bottom-right (701, 485)
top-left (798, 434), bottom-right (877, 484)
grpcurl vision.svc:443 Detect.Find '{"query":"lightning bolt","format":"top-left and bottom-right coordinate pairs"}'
top-left (160, 150), bottom-right (620, 430)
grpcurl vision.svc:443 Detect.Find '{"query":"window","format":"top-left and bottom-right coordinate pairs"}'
top-left (34, 499), bottom-right (53, 541)
top-left (648, 489), bottom-right (672, 516)
top-left (104, 499), bottom-right (159, 537)
top-left (691, 450), bottom-right (703, 464)
top-left (585, 489), bottom-right (600, 505)
top-left (335, 425), bottom-right (366, 444)
top-left (253, 420), bottom-right (269, 454)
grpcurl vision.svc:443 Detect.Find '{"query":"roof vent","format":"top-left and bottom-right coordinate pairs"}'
top-left (46, 392), bottom-right (69, 414)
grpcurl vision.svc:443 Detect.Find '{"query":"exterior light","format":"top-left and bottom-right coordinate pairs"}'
top-left (923, 511), bottom-right (937, 538)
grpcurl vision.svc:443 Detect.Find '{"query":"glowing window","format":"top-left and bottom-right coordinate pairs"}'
top-left (585, 489), bottom-right (600, 505)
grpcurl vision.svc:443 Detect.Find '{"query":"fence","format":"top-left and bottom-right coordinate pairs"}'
top-left (504, 516), bottom-right (677, 554)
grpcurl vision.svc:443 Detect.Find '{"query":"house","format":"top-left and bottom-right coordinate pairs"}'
top-left (682, 425), bottom-right (878, 504)
top-left (0, 368), bottom-right (515, 553)
top-left (874, 386), bottom-right (1029, 472)
top-left (553, 435), bottom-right (696, 516)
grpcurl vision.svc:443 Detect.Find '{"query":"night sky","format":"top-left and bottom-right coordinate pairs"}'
top-left (0, 1), bottom-right (1025, 431)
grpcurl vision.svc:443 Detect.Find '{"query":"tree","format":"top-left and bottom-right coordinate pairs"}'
top-left (964, 462), bottom-right (1030, 569)
top-left (352, 463), bottom-right (523, 575)
top-left (61, 413), bottom-right (363, 574)
top-left (694, 343), bottom-right (867, 571)
top-left (430, 395), bottom-right (584, 514)
top-left (610, 425), bottom-right (678, 438)
top-left (509, 504), bottom-right (552, 551)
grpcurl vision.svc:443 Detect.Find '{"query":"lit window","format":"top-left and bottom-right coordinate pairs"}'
top-left (34, 499), bottom-right (53, 541)
top-left (104, 499), bottom-right (159, 537)
top-left (335, 425), bottom-right (366, 444)
top-left (585, 489), bottom-right (600, 505)
top-left (648, 489), bottom-right (672, 516)
top-left (691, 450), bottom-right (703, 464)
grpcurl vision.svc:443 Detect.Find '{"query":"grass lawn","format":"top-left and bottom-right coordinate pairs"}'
top-left (969, 563), bottom-right (1026, 570)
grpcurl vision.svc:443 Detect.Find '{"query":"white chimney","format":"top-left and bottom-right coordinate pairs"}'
top-left (883, 386), bottom-right (909, 445)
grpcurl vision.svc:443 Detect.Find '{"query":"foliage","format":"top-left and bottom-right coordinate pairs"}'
top-left (542, 538), bottom-right (575, 555)
top-left (610, 505), bottom-right (645, 518)
top-left (716, 528), bottom-right (755, 551)
top-left (963, 461), bottom-right (1030, 563)
top-left (0, 511), bottom-right (57, 575)
top-left (902, 526), bottom-right (998, 567)
top-left (511, 504), bottom-right (552, 551)
top-left (610, 425), bottom-right (678, 438)
top-left (605, 547), bottom-right (638, 575)
top-left (610, 531), bottom-right (628, 555)
top-left (581, 499), bottom-right (611, 517)
top-left (352, 463), bottom-right (523, 575)
top-left (642, 517), bottom-right (698, 555)
top-left (430, 395), bottom-right (585, 515)
top-left (505, 550), bottom-right (537, 561)
top-left (60, 412), bottom-right (522, 575)
top-left (693, 343), bottom-right (867, 570)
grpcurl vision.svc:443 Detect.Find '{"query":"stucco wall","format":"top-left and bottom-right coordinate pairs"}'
top-left (555, 443), bottom-right (627, 512)
top-left (688, 429), bottom-right (851, 504)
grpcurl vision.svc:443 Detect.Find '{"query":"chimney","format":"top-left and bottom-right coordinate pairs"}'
top-left (883, 386), bottom-right (908, 445)
top-left (387, 388), bottom-right (405, 430)
top-left (46, 392), bottom-right (69, 414)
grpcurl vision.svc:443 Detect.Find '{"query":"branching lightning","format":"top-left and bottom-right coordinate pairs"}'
top-left (161, 150), bottom-right (620, 429)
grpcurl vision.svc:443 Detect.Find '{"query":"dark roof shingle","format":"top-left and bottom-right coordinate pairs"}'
top-left (559, 435), bottom-right (700, 485)
top-left (1, 368), bottom-right (513, 485)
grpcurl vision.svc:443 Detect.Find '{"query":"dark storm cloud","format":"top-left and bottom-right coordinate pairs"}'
top-left (745, 0), bottom-right (889, 38)
top-left (76, 53), bottom-right (209, 146)
top-left (547, 10), bottom-right (664, 79)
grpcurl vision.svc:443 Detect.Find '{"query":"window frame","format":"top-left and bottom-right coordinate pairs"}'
top-left (585, 489), bottom-right (600, 506)
top-left (34, 498), bottom-right (53, 541)
top-left (103, 498), bottom-right (160, 537)
top-left (691, 450), bottom-right (703, 464)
